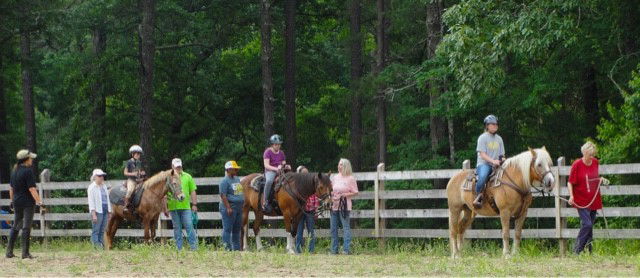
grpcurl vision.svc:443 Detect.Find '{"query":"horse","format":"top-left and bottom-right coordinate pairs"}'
top-left (240, 172), bottom-right (332, 253)
top-left (105, 169), bottom-right (184, 250)
top-left (446, 147), bottom-right (555, 258)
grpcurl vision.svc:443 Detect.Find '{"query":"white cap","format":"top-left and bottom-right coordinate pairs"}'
top-left (91, 169), bottom-right (107, 181)
top-left (16, 149), bottom-right (37, 160)
top-left (172, 158), bottom-right (183, 168)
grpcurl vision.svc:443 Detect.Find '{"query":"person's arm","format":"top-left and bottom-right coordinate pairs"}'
top-left (28, 187), bottom-right (42, 205)
top-left (190, 191), bottom-right (198, 212)
top-left (567, 162), bottom-right (579, 206)
top-left (263, 159), bottom-right (279, 172)
top-left (8, 187), bottom-right (13, 210)
top-left (342, 177), bottom-right (359, 198)
top-left (88, 187), bottom-right (97, 222)
top-left (162, 196), bottom-right (169, 217)
top-left (220, 194), bottom-right (233, 216)
top-left (479, 151), bottom-right (501, 166)
top-left (567, 182), bottom-right (575, 206)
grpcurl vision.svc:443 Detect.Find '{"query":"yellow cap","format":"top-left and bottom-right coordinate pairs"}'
top-left (225, 161), bottom-right (241, 170)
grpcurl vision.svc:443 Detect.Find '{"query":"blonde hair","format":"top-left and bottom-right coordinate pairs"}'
top-left (339, 158), bottom-right (353, 176)
top-left (581, 141), bottom-right (597, 156)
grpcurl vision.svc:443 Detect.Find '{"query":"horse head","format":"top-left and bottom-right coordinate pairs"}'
top-left (167, 169), bottom-right (185, 201)
top-left (530, 146), bottom-right (555, 192)
top-left (314, 172), bottom-right (333, 208)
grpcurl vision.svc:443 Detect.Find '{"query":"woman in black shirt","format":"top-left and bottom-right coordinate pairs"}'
top-left (5, 149), bottom-right (44, 259)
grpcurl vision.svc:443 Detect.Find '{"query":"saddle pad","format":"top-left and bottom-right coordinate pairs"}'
top-left (249, 175), bottom-right (265, 192)
top-left (109, 182), bottom-right (144, 207)
top-left (462, 170), bottom-right (502, 191)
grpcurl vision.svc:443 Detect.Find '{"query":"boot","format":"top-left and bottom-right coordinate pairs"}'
top-left (21, 229), bottom-right (35, 259)
top-left (473, 193), bottom-right (484, 209)
top-left (262, 184), bottom-right (273, 214)
top-left (123, 197), bottom-right (131, 212)
top-left (5, 229), bottom-right (18, 258)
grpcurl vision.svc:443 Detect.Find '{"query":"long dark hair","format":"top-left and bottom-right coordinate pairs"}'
top-left (12, 158), bottom-right (29, 172)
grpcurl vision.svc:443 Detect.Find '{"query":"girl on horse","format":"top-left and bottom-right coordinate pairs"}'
top-left (262, 134), bottom-right (287, 214)
top-left (123, 145), bottom-right (146, 212)
top-left (473, 115), bottom-right (506, 208)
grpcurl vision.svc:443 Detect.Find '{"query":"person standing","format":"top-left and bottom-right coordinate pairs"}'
top-left (5, 150), bottom-right (44, 259)
top-left (568, 142), bottom-right (606, 254)
top-left (166, 158), bottom-right (198, 251)
top-left (220, 161), bottom-right (244, 251)
top-left (295, 165), bottom-right (319, 254)
top-left (87, 169), bottom-right (112, 249)
top-left (330, 158), bottom-right (358, 255)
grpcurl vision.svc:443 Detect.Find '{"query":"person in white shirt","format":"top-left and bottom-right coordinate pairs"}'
top-left (87, 169), bottom-right (112, 248)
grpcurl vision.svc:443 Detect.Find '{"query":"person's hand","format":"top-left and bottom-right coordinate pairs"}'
top-left (601, 177), bottom-right (610, 186)
top-left (92, 213), bottom-right (98, 224)
top-left (491, 159), bottom-right (502, 167)
top-left (226, 207), bottom-right (233, 216)
top-left (568, 196), bottom-right (575, 206)
top-left (191, 205), bottom-right (198, 212)
top-left (277, 164), bottom-right (283, 170)
top-left (9, 201), bottom-right (14, 212)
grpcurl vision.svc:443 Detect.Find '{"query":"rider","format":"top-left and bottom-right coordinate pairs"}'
top-left (262, 134), bottom-right (287, 214)
top-left (473, 115), bottom-right (506, 209)
top-left (123, 145), bottom-right (146, 212)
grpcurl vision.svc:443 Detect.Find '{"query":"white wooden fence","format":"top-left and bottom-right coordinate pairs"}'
top-left (1, 157), bottom-right (639, 254)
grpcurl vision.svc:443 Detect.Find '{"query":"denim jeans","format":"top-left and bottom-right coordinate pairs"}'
top-left (574, 208), bottom-right (597, 254)
top-left (221, 203), bottom-right (243, 251)
top-left (169, 209), bottom-right (198, 250)
top-left (475, 164), bottom-right (493, 193)
top-left (330, 210), bottom-right (351, 254)
top-left (295, 211), bottom-right (316, 253)
top-left (91, 204), bottom-right (109, 248)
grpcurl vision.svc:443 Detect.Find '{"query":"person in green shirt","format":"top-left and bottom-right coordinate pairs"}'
top-left (165, 158), bottom-right (198, 250)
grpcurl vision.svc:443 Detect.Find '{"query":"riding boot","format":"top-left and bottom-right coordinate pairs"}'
top-left (262, 184), bottom-right (273, 214)
top-left (5, 229), bottom-right (18, 258)
top-left (21, 229), bottom-right (34, 259)
top-left (123, 197), bottom-right (131, 212)
top-left (473, 193), bottom-right (484, 209)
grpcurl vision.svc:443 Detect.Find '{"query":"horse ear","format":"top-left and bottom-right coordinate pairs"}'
top-left (317, 172), bottom-right (322, 179)
top-left (542, 145), bottom-right (547, 151)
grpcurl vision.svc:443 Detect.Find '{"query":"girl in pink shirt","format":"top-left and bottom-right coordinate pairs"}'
top-left (330, 158), bottom-right (358, 254)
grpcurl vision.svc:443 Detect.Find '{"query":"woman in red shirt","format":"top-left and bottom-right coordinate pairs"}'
top-left (568, 141), bottom-right (604, 254)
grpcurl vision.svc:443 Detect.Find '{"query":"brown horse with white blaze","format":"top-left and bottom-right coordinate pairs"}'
top-left (446, 147), bottom-right (555, 258)
top-left (240, 172), bottom-right (332, 253)
top-left (105, 169), bottom-right (184, 250)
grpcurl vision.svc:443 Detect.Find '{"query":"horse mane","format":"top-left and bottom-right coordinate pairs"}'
top-left (143, 169), bottom-right (171, 189)
top-left (501, 148), bottom-right (552, 189)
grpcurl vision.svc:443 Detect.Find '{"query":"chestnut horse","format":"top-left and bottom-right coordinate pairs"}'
top-left (446, 147), bottom-right (555, 258)
top-left (105, 169), bottom-right (184, 250)
top-left (240, 172), bottom-right (332, 253)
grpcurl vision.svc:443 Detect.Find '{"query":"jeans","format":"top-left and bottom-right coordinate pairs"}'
top-left (6, 205), bottom-right (34, 257)
top-left (295, 211), bottom-right (316, 253)
top-left (169, 209), bottom-right (198, 250)
top-left (574, 208), bottom-right (597, 254)
top-left (475, 164), bottom-right (493, 194)
top-left (91, 204), bottom-right (109, 248)
top-left (221, 203), bottom-right (243, 251)
top-left (264, 171), bottom-right (277, 196)
top-left (330, 210), bottom-right (351, 254)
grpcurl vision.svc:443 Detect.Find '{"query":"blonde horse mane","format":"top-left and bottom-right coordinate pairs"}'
top-left (142, 169), bottom-right (172, 189)
top-left (501, 147), bottom-right (552, 189)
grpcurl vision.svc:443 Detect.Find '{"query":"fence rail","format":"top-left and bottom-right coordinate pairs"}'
top-left (1, 159), bottom-right (639, 255)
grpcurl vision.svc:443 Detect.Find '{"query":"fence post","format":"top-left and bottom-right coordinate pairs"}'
top-left (462, 160), bottom-right (470, 171)
top-left (555, 157), bottom-right (567, 256)
top-left (39, 169), bottom-right (51, 244)
top-left (374, 163), bottom-right (385, 246)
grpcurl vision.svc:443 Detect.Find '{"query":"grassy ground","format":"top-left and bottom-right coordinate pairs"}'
top-left (1, 238), bottom-right (639, 276)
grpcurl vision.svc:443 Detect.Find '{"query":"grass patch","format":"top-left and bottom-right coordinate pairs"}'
top-left (0, 238), bottom-right (638, 276)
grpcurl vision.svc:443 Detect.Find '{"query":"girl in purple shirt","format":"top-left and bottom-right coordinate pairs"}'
top-left (262, 134), bottom-right (287, 213)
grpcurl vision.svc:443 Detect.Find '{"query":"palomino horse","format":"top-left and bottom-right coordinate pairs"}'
top-left (240, 172), bottom-right (332, 253)
top-left (105, 169), bottom-right (184, 250)
top-left (446, 147), bottom-right (555, 258)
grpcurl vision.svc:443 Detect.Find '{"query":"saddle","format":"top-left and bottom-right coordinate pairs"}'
top-left (109, 182), bottom-right (145, 209)
top-left (249, 174), bottom-right (287, 215)
top-left (462, 170), bottom-right (500, 192)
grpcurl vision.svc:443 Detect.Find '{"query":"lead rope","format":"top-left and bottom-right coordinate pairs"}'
top-left (553, 178), bottom-right (610, 239)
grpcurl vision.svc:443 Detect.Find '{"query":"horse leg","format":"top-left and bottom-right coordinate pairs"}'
top-left (150, 215), bottom-right (158, 242)
top-left (283, 213), bottom-right (295, 254)
top-left (241, 204), bottom-right (249, 251)
top-left (448, 206), bottom-right (461, 259)
top-left (105, 214), bottom-right (121, 250)
top-left (457, 207), bottom-right (475, 252)
top-left (512, 198), bottom-right (531, 255)
top-left (143, 219), bottom-right (152, 244)
top-left (253, 210), bottom-right (264, 251)
top-left (499, 210), bottom-right (512, 257)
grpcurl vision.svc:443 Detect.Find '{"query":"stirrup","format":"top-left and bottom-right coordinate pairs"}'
top-left (473, 193), bottom-right (483, 209)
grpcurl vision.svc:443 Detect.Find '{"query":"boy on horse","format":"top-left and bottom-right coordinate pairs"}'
top-left (473, 115), bottom-right (506, 208)
top-left (123, 145), bottom-right (146, 212)
top-left (261, 134), bottom-right (288, 214)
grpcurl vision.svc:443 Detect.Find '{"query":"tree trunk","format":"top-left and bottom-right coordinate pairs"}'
top-left (447, 104), bottom-right (455, 164)
top-left (284, 0), bottom-right (297, 166)
top-left (91, 26), bottom-right (107, 169)
top-left (20, 31), bottom-right (38, 174)
top-left (0, 53), bottom-right (9, 183)
top-left (348, 0), bottom-right (363, 171)
top-left (426, 0), bottom-right (448, 156)
top-left (375, 0), bottom-right (390, 164)
top-left (583, 66), bottom-right (599, 137)
top-left (260, 0), bottom-right (275, 143)
top-left (138, 0), bottom-right (156, 171)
